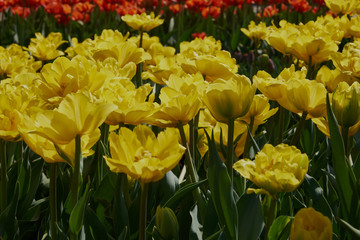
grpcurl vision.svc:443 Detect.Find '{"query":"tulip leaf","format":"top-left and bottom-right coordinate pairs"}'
top-left (237, 193), bottom-right (264, 240)
top-left (303, 174), bottom-right (334, 221)
top-left (326, 94), bottom-right (358, 220)
top-left (246, 123), bottom-right (260, 153)
top-left (84, 206), bottom-right (109, 240)
top-left (268, 215), bottom-right (292, 240)
top-left (69, 183), bottom-right (92, 235)
top-left (203, 195), bottom-right (219, 238)
top-left (206, 131), bottom-right (238, 240)
top-left (164, 179), bottom-right (207, 209)
top-left (54, 143), bottom-right (73, 167)
top-left (189, 205), bottom-right (202, 239)
top-left (231, 28), bottom-right (241, 51)
top-left (0, 182), bottom-right (19, 240)
top-left (338, 218), bottom-right (360, 239)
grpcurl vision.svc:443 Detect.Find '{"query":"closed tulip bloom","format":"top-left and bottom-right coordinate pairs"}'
top-left (332, 81), bottom-right (360, 128)
top-left (290, 208), bottom-right (332, 240)
top-left (121, 12), bottom-right (164, 32)
top-left (233, 143), bottom-right (309, 197)
top-left (24, 32), bottom-right (66, 61)
top-left (34, 92), bottom-right (117, 144)
top-left (203, 74), bottom-right (256, 123)
top-left (104, 125), bottom-right (185, 183)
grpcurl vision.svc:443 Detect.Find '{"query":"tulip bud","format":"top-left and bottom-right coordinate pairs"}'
top-left (155, 206), bottom-right (179, 240)
top-left (332, 82), bottom-right (360, 128)
top-left (290, 208), bottom-right (332, 240)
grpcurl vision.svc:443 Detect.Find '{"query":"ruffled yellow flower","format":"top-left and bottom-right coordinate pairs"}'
top-left (290, 208), bottom-right (332, 240)
top-left (285, 78), bottom-right (327, 118)
top-left (266, 20), bottom-right (299, 55)
top-left (316, 65), bottom-right (356, 92)
top-left (19, 113), bottom-right (99, 166)
top-left (332, 42), bottom-right (360, 78)
top-left (149, 87), bottom-right (202, 127)
top-left (33, 92), bottom-right (116, 145)
top-left (24, 32), bottom-right (66, 61)
top-left (203, 74), bottom-right (256, 123)
top-left (142, 56), bottom-right (183, 85)
top-left (104, 125), bottom-right (185, 183)
top-left (121, 12), bottom-right (164, 32)
top-left (39, 56), bottom-right (112, 104)
top-left (332, 81), bottom-right (360, 128)
top-left (239, 94), bottom-right (278, 126)
top-left (233, 143), bottom-right (309, 197)
top-left (324, 0), bottom-right (360, 15)
top-left (241, 21), bottom-right (269, 42)
top-left (312, 116), bottom-right (360, 138)
top-left (103, 81), bottom-right (155, 126)
top-left (0, 44), bottom-right (41, 78)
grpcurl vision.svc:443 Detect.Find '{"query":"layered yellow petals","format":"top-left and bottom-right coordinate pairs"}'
top-left (316, 65), bottom-right (356, 92)
top-left (25, 32), bottom-right (66, 61)
top-left (104, 125), bottom-right (185, 183)
top-left (104, 83), bottom-right (155, 125)
top-left (121, 12), bottom-right (164, 32)
top-left (241, 21), bottom-right (268, 41)
top-left (33, 92), bottom-right (116, 144)
top-left (332, 42), bottom-right (360, 78)
top-left (325, 0), bottom-right (360, 15)
top-left (150, 87), bottom-right (202, 127)
top-left (285, 79), bottom-right (327, 118)
top-left (203, 75), bottom-right (256, 123)
top-left (233, 143), bottom-right (309, 197)
top-left (240, 94), bottom-right (278, 126)
top-left (290, 208), bottom-right (332, 240)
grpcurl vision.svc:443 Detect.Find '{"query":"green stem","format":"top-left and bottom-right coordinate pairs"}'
top-left (306, 56), bottom-right (313, 80)
top-left (226, 118), bottom-right (235, 183)
top-left (265, 197), bottom-right (277, 240)
top-left (290, 112), bottom-right (308, 146)
top-left (121, 174), bottom-right (131, 208)
top-left (70, 134), bottom-right (82, 240)
top-left (178, 122), bottom-right (198, 183)
top-left (0, 139), bottom-right (7, 212)
top-left (277, 106), bottom-right (284, 145)
top-left (50, 163), bottom-right (58, 240)
top-left (243, 117), bottom-right (254, 158)
top-left (139, 182), bottom-right (149, 240)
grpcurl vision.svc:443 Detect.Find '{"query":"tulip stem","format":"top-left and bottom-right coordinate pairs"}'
top-left (265, 196), bottom-right (277, 240)
top-left (243, 117), bottom-right (254, 158)
top-left (0, 139), bottom-right (7, 212)
top-left (178, 121), bottom-right (205, 220)
top-left (50, 163), bottom-right (58, 240)
top-left (70, 134), bottom-right (82, 239)
top-left (227, 118), bottom-right (235, 183)
top-left (139, 182), bottom-right (149, 240)
top-left (136, 30), bottom-right (144, 88)
top-left (290, 112), bottom-right (308, 146)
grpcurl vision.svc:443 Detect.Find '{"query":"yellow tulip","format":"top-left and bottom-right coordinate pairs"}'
top-left (332, 42), bottom-right (360, 78)
top-left (104, 125), bottom-right (185, 183)
top-left (312, 116), bottom-right (360, 138)
top-left (33, 92), bottom-right (116, 144)
top-left (239, 94), bottom-right (278, 126)
top-left (121, 12), bottom-right (164, 32)
top-left (149, 87), bottom-right (202, 127)
top-left (284, 78), bottom-right (327, 118)
top-left (203, 74), bottom-right (256, 123)
top-left (316, 65), bottom-right (356, 92)
top-left (332, 81), bottom-right (360, 128)
top-left (324, 0), bottom-right (360, 15)
top-left (290, 208), bottom-right (332, 240)
top-left (241, 21), bottom-right (269, 42)
top-left (24, 32), bottom-right (66, 61)
top-left (233, 143), bottom-right (309, 197)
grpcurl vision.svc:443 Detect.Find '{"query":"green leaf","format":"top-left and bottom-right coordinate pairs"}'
top-left (163, 179), bottom-right (207, 209)
top-left (84, 207), bottom-right (109, 240)
top-left (230, 28), bottom-right (241, 52)
top-left (303, 175), bottom-right (334, 221)
top-left (338, 218), bottom-right (360, 239)
top-left (69, 183), bottom-right (92, 235)
top-left (0, 182), bottom-right (19, 240)
top-left (268, 216), bottom-right (292, 240)
top-left (326, 94), bottom-right (358, 221)
top-left (206, 131), bottom-right (238, 240)
top-left (237, 193), bottom-right (264, 240)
